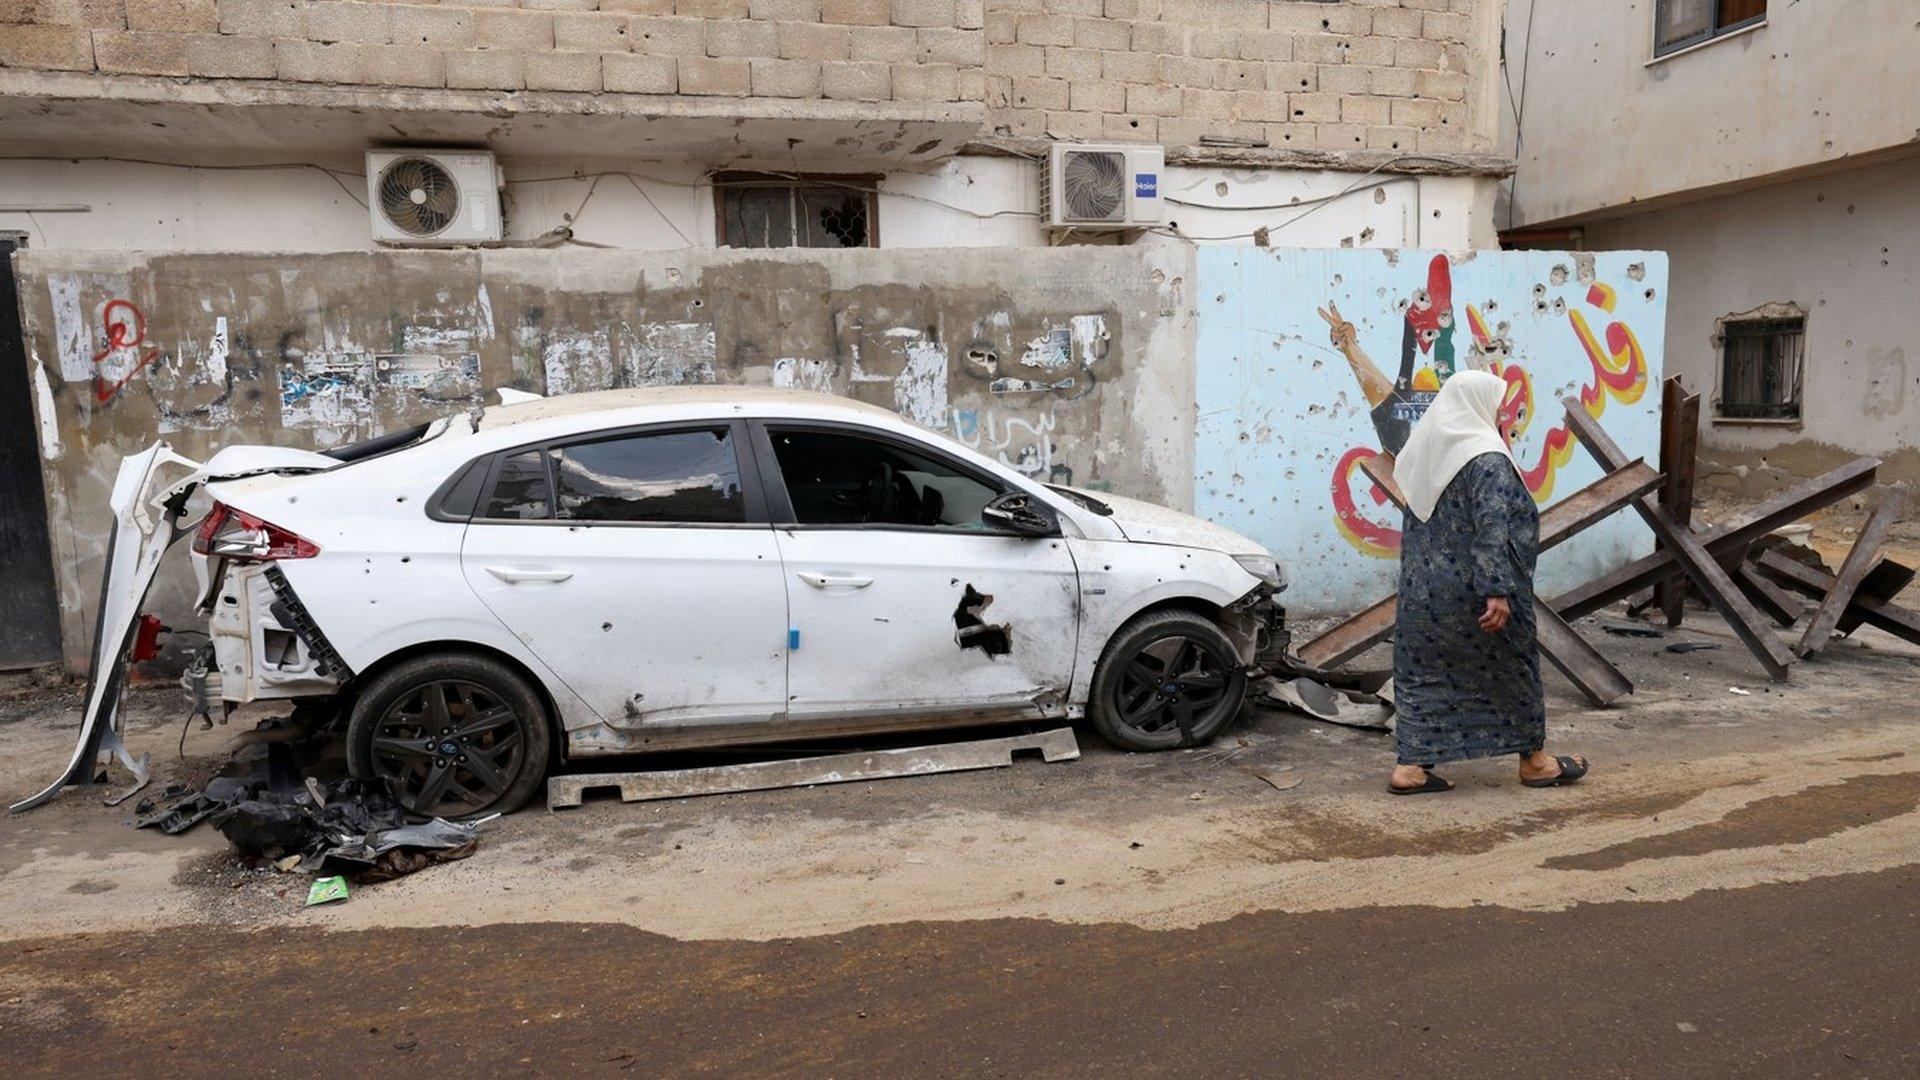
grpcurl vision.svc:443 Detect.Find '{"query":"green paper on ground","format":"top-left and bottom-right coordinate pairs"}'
top-left (305, 876), bottom-right (349, 907)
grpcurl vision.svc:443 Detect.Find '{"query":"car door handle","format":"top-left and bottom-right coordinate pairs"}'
top-left (486, 565), bottom-right (574, 584)
top-left (797, 571), bottom-right (873, 589)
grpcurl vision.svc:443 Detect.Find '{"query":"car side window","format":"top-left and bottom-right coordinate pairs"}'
top-left (550, 428), bottom-right (746, 524)
top-left (768, 428), bottom-right (1001, 529)
top-left (484, 449), bottom-right (550, 520)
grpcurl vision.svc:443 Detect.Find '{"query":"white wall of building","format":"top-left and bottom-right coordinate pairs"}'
top-left (0, 154), bottom-right (1497, 255)
top-left (1500, 0), bottom-right (1920, 228)
top-left (1583, 154), bottom-right (1919, 484)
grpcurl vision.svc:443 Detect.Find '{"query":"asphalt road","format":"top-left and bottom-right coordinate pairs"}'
top-left (5, 864), bottom-right (1917, 1077)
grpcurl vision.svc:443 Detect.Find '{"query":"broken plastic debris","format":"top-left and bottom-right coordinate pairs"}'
top-left (305, 876), bottom-right (349, 906)
top-left (1727, 686), bottom-right (1753, 696)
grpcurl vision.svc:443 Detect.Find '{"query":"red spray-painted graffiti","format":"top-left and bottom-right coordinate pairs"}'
top-left (1322, 255), bottom-right (1648, 558)
top-left (92, 299), bottom-right (162, 404)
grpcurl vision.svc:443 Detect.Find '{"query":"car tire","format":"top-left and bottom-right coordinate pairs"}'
top-left (346, 652), bottom-right (552, 819)
top-left (1088, 609), bottom-right (1249, 752)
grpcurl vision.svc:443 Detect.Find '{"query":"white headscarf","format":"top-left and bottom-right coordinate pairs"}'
top-left (1393, 369), bottom-right (1517, 523)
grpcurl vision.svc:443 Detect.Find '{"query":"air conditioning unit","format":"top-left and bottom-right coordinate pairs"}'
top-left (366, 149), bottom-right (503, 245)
top-left (1042, 142), bottom-right (1164, 230)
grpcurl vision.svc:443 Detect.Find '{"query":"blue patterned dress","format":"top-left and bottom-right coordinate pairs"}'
top-left (1393, 452), bottom-right (1545, 766)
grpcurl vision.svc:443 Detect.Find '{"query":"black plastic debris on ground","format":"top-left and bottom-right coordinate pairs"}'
top-left (1665, 641), bottom-right (1721, 654)
top-left (135, 721), bottom-right (481, 883)
top-left (214, 776), bottom-right (481, 883)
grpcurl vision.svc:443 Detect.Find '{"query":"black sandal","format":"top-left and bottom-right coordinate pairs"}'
top-left (1388, 772), bottom-right (1454, 795)
top-left (1522, 755), bottom-right (1590, 788)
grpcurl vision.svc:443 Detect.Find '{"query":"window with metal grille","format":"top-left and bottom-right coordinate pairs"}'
top-left (1717, 316), bottom-right (1803, 422)
top-left (1655, 0), bottom-right (1766, 57)
top-left (714, 172), bottom-right (877, 249)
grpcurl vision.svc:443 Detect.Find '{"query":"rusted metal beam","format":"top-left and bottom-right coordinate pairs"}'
top-left (1552, 457), bottom-right (1880, 620)
top-left (1534, 600), bottom-right (1633, 706)
top-left (1733, 560), bottom-right (1804, 627)
top-left (1561, 397), bottom-right (1795, 682)
top-left (1755, 550), bottom-right (1920, 647)
top-left (1837, 560), bottom-right (1916, 635)
top-left (1298, 593), bottom-right (1397, 670)
top-left (1654, 377), bottom-right (1702, 626)
top-left (1795, 484), bottom-right (1911, 657)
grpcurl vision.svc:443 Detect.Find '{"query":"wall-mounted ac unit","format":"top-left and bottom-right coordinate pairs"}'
top-left (366, 149), bottom-right (503, 245)
top-left (1041, 142), bottom-right (1164, 230)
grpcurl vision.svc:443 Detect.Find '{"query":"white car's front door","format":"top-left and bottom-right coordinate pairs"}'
top-left (756, 424), bottom-right (1080, 722)
top-left (461, 422), bottom-right (789, 728)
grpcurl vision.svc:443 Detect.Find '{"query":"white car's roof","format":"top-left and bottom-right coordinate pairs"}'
top-left (478, 386), bottom-right (901, 430)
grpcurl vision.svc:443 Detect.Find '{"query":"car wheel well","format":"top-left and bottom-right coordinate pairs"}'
top-left (338, 642), bottom-right (567, 765)
top-left (1120, 595), bottom-right (1226, 628)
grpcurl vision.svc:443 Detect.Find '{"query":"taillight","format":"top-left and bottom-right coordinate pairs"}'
top-left (192, 502), bottom-right (320, 562)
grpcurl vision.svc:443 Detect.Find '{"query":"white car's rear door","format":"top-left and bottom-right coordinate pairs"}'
top-left (460, 421), bottom-right (789, 727)
top-left (754, 423), bottom-right (1080, 722)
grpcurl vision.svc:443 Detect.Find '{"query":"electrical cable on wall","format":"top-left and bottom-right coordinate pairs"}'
top-left (7, 152), bottom-right (1453, 247)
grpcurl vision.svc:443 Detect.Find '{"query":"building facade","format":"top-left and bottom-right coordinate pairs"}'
top-left (1500, 0), bottom-right (1920, 508)
top-left (0, 0), bottom-right (1515, 670)
top-left (2, 0), bottom-right (1506, 251)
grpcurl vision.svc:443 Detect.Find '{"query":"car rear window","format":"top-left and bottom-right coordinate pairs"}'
top-left (484, 450), bottom-right (550, 520)
top-left (550, 428), bottom-right (744, 524)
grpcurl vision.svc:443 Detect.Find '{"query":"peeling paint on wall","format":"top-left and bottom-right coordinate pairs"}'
top-left (13, 247), bottom-right (1192, 669)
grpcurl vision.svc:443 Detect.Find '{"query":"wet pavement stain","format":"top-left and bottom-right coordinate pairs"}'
top-left (1231, 784), bottom-right (1726, 862)
top-left (1544, 771), bottom-right (1920, 871)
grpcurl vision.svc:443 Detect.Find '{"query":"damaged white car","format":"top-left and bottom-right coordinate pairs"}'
top-left (18, 388), bottom-right (1287, 818)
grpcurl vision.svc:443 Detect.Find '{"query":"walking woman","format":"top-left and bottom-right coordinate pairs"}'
top-left (1386, 370), bottom-right (1588, 794)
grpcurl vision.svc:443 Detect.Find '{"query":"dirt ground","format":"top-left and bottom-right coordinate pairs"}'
top-left (3, 609), bottom-right (1920, 1075)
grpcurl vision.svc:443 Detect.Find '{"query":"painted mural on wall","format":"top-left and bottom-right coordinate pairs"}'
top-left (14, 248), bottom-right (1191, 666)
top-left (1194, 248), bottom-right (1669, 615)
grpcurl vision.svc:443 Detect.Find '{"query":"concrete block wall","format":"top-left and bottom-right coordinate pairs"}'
top-left (984, 0), bottom-right (1486, 151)
top-left (0, 0), bottom-right (988, 102)
top-left (1, 0), bottom-right (1495, 148)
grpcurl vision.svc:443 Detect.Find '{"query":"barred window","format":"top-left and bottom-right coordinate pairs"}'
top-left (1717, 316), bottom-right (1803, 422)
top-left (714, 172), bottom-right (877, 249)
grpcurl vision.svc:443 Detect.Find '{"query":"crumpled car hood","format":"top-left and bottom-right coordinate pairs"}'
top-left (1075, 489), bottom-right (1270, 557)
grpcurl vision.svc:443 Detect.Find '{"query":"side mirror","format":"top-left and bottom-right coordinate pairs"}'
top-left (982, 491), bottom-right (1058, 537)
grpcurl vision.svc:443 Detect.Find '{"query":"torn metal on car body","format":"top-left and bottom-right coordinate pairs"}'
top-left (10, 441), bottom-right (340, 813)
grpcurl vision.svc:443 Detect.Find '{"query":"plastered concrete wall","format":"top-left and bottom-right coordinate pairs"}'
top-left (11, 245), bottom-right (1195, 668)
top-left (1583, 155), bottom-right (1920, 508)
top-left (1501, 0), bottom-right (1920, 227)
top-left (1194, 246), bottom-right (1667, 614)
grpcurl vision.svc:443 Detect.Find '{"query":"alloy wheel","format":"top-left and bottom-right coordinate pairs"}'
top-left (367, 679), bottom-right (527, 817)
top-left (1110, 634), bottom-right (1235, 740)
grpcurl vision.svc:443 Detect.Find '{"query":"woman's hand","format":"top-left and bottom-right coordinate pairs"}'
top-left (1478, 596), bottom-right (1511, 633)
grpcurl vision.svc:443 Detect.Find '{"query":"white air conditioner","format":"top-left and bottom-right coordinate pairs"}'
top-left (366, 149), bottom-right (503, 245)
top-left (1042, 142), bottom-right (1164, 229)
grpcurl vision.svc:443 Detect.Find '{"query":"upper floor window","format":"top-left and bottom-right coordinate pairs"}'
top-left (714, 172), bottom-right (877, 249)
top-left (1716, 315), bottom-right (1803, 423)
top-left (1655, 0), bottom-right (1766, 58)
